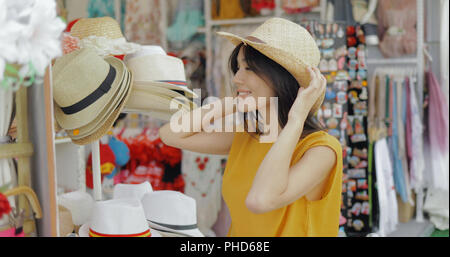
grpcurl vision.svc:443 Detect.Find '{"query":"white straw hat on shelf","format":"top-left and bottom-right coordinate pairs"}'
top-left (78, 198), bottom-right (162, 237)
top-left (141, 190), bottom-right (204, 237)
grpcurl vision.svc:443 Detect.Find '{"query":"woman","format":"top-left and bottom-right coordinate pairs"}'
top-left (159, 18), bottom-right (343, 237)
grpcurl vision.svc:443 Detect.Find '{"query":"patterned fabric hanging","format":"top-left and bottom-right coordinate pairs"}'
top-left (124, 0), bottom-right (164, 45)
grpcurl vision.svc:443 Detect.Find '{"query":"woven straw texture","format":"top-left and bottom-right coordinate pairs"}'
top-left (72, 71), bottom-right (133, 145)
top-left (70, 17), bottom-right (124, 40)
top-left (53, 48), bottom-right (126, 129)
top-left (68, 68), bottom-right (130, 139)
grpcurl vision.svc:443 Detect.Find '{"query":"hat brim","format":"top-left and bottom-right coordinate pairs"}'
top-left (216, 31), bottom-right (325, 114)
top-left (54, 56), bottom-right (126, 130)
top-left (134, 82), bottom-right (197, 109)
top-left (134, 80), bottom-right (198, 99)
top-left (123, 108), bottom-right (179, 121)
top-left (124, 89), bottom-right (193, 114)
top-left (148, 220), bottom-right (204, 237)
top-left (71, 70), bottom-right (134, 145)
top-left (67, 68), bottom-right (131, 139)
top-left (78, 223), bottom-right (162, 237)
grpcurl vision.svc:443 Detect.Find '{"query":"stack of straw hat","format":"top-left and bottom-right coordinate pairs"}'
top-left (53, 17), bottom-right (198, 145)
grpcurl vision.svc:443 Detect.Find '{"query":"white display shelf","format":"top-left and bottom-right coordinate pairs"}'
top-left (54, 137), bottom-right (72, 145)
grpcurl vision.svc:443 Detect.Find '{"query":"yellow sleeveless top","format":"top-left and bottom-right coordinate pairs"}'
top-left (222, 130), bottom-right (343, 237)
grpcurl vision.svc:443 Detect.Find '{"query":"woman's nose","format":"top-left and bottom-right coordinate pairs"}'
top-left (232, 69), bottom-right (244, 85)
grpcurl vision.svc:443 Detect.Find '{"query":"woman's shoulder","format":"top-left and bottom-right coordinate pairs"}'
top-left (298, 130), bottom-right (342, 151)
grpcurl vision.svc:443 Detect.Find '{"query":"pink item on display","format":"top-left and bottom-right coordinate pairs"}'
top-left (376, 0), bottom-right (417, 58)
top-left (0, 227), bottom-right (24, 237)
top-left (61, 33), bottom-right (80, 55)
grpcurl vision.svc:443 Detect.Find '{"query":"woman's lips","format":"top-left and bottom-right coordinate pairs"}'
top-left (237, 90), bottom-right (252, 99)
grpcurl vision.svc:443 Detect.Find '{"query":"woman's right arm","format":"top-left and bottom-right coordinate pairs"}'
top-left (159, 97), bottom-right (237, 155)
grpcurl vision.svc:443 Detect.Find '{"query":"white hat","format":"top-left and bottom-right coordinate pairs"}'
top-left (141, 190), bottom-right (204, 237)
top-left (124, 48), bottom-right (198, 99)
top-left (124, 45), bottom-right (166, 62)
top-left (58, 191), bottom-right (95, 226)
top-left (113, 181), bottom-right (153, 201)
top-left (78, 198), bottom-right (162, 237)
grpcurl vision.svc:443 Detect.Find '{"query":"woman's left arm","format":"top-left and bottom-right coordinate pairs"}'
top-left (246, 67), bottom-right (336, 214)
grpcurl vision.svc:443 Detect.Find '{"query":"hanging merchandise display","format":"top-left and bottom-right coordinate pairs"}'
top-left (251, 0), bottom-right (276, 15)
top-left (181, 150), bottom-right (227, 237)
top-left (212, 0), bottom-right (245, 20)
top-left (281, 0), bottom-right (320, 14)
top-left (0, 0), bottom-right (65, 91)
top-left (167, 0), bottom-right (204, 47)
top-left (114, 130), bottom-right (185, 193)
top-left (306, 20), bottom-right (371, 236)
top-left (304, 20), bottom-right (352, 234)
top-left (344, 25), bottom-right (371, 235)
top-left (350, 0), bottom-right (379, 45)
top-left (124, 0), bottom-right (165, 46)
top-left (425, 70), bottom-right (449, 191)
top-left (87, 0), bottom-right (126, 30)
top-left (376, 0), bottom-right (417, 58)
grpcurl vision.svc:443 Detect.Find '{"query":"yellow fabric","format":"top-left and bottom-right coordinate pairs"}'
top-left (212, 0), bottom-right (245, 20)
top-left (222, 130), bottom-right (343, 237)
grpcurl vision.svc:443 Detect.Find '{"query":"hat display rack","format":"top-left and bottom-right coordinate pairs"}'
top-left (53, 1), bottom-right (199, 207)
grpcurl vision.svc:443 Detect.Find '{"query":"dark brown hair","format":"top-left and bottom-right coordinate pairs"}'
top-left (229, 43), bottom-right (324, 139)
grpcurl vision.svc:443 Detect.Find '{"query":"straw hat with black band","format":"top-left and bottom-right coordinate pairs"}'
top-left (52, 48), bottom-right (133, 145)
top-left (216, 17), bottom-right (324, 115)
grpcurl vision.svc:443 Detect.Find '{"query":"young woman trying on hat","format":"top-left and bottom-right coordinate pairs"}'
top-left (159, 18), bottom-right (343, 237)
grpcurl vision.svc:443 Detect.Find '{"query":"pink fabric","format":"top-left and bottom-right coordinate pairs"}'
top-left (0, 228), bottom-right (25, 237)
top-left (376, 0), bottom-right (417, 58)
top-left (427, 71), bottom-right (449, 155)
top-left (405, 77), bottom-right (413, 168)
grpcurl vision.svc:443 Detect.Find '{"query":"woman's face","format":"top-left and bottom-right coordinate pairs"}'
top-left (233, 47), bottom-right (276, 113)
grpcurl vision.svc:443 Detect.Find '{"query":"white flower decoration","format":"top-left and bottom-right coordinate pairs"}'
top-left (0, 0), bottom-right (65, 81)
top-left (15, 0), bottom-right (66, 76)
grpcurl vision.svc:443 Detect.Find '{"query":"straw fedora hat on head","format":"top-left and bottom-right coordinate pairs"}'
top-left (53, 48), bottom-right (126, 130)
top-left (65, 68), bottom-right (132, 142)
top-left (217, 17), bottom-right (324, 114)
top-left (70, 16), bottom-right (141, 57)
top-left (141, 190), bottom-right (204, 237)
top-left (78, 198), bottom-right (162, 237)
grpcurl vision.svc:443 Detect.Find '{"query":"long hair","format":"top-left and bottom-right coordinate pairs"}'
top-left (229, 43), bottom-right (324, 139)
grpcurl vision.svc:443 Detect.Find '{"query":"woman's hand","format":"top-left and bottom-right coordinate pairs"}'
top-left (287, 67), bottom-right (326, 123)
